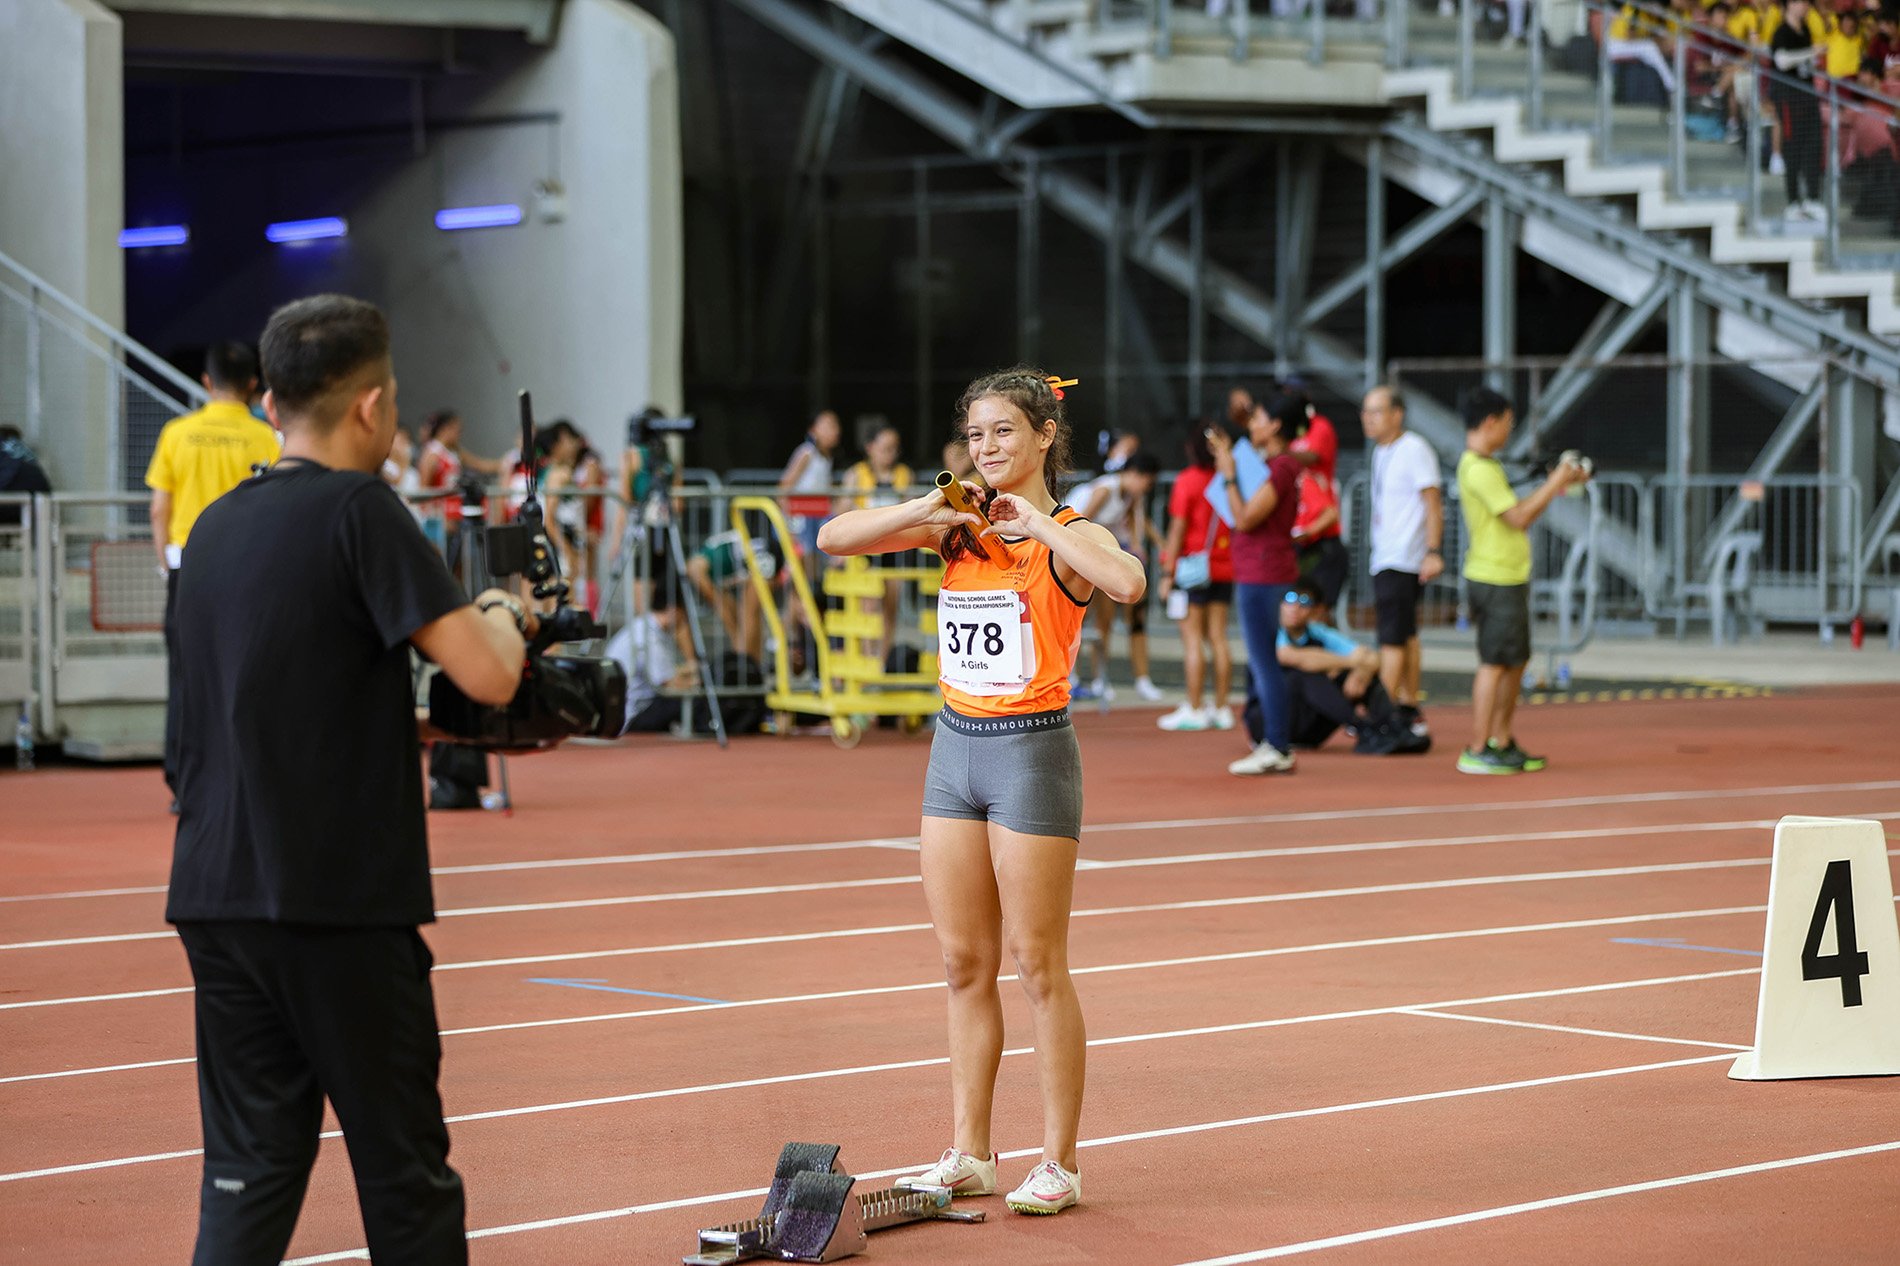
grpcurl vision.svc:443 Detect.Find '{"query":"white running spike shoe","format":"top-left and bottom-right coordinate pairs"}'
top-left (1156, 703), bottom-right (1210, 731)
top-left (898, 1147), bottom-right (996, 1197)
top-left (1006, 1159), bottom-right (1081, 1215)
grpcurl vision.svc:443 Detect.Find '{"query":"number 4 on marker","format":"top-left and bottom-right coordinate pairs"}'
top-left (1801, 859), bottom-right (1871, 1007)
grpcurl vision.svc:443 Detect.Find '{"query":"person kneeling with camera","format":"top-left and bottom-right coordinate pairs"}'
top-left (167, 294), bottom-right (532, 1265)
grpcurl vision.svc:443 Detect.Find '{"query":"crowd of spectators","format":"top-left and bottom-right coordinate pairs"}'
top-left (1598, 0), bottom-right (1900, 225)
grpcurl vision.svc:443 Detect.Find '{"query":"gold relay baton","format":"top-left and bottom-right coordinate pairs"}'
top-left (934, 470), bottom-right (1013, 568)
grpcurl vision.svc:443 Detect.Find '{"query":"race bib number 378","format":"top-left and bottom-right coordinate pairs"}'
top-left (938, 589), bottom-right (1031, 695)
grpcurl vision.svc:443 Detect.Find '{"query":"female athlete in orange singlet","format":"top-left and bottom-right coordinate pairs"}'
top-left (818, 368), bottom-right (1146, 1216)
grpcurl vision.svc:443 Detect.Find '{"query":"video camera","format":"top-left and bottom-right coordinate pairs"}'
top-left (429, 391), bottom-right (628, 753)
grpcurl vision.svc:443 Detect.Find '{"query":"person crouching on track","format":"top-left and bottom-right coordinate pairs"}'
top-left (818, 367), bottom-right (1145, 1217)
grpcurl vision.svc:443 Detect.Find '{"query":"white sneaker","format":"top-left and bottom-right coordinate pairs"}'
top-left (1802, 200), bottom-right (1827, 219)
top-left (1498, 33), bottom-right (1522, 48)
top-left (1228, 743), bottom-right (1295, 775)
top-left (1769, 152), bottom-right (1786, 176)
top-left (1210, 705), bottom-right (1236, 731)
top-left (1133, 676), bottom-right (1165, 702)
top-left (1157, 703), bottom-right (1209, 731)
top-left (1090, 676), bottom-right (1115, 702)
top-left (1006, 1159), bottom-right (1081, 1215)
top-left (898, 1147), bottom-right (996, 1197)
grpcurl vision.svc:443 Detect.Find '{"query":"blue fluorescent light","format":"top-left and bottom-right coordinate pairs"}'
top-left (119, 225), bottom-right (189, 249)
top-left (265, 216), bottom-right (348, 243)
top-left (435, 204), bottom-right (523, 231)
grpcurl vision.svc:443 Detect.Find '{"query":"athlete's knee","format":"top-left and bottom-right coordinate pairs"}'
top-left (1005, 937), bottom-right (1071, 1000)
top-left (939, 942), bottom-right (1002, 992)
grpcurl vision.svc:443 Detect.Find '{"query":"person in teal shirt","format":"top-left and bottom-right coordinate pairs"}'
top-left (1270, 582), bottom-right (1425, 754)
top-left (1455, 388), bottom-right (1589, 776)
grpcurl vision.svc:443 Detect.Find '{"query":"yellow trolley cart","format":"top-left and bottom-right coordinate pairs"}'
top-left (730, 495), bottom-right (944, 748)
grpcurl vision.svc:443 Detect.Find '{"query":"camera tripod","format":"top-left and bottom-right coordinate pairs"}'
top-left (440, 478), bottom-right (513, 811)
top-left (598, 481), bottom-right (728, 747)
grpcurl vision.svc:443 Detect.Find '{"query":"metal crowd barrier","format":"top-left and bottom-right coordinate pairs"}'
top-left (1643, 474), bottom-right (1864, 639)
top-left (6, 469), bottom-right (1890, 754)
top-left (0, 494), bottom-right (38, 738)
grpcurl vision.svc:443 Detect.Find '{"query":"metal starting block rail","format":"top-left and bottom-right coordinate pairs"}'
top-left (684, 1143), bottom-right (983, 1265)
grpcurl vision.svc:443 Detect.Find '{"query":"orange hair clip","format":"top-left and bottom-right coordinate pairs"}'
top-left (1045, 375), bottom-right (1079, 401)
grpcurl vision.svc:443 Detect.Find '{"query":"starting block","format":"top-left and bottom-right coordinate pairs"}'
top-left (684, 1143), bottom-right (983, 1264)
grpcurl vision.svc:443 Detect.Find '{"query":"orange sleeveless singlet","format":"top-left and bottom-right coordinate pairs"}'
top-left (937, 506), bottom-right (1091, 718)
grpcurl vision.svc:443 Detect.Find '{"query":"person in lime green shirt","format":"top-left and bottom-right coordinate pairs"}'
top-left (1454, 388), bottom-right (1589, 776)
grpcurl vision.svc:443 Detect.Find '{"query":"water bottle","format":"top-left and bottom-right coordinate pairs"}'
top-left (1555, 661), bottom-right (1572, 690)
top-left (14, 707), bottom-right (33, 773)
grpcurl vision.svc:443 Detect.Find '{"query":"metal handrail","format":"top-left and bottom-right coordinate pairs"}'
top-left (0, 247), bottom-right (203, 404)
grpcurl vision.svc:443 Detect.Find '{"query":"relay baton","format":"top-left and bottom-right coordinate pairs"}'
top-left (935, 471), bottom-right (1012, 568)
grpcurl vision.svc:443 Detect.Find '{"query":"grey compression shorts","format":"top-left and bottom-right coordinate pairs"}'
top-left (921, 706), bottom-right (1083, 841)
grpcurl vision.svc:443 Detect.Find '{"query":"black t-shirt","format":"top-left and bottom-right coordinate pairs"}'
top-left (1769, 21), bottom-right (1816, 104)
top-left (166, 459), bottom-right (468, 927)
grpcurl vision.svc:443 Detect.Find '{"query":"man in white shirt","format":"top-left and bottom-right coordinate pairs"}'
top-left (1360, 385), bottom-right (1443, 736)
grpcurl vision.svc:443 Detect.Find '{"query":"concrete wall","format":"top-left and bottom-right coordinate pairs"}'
top-left (0, 0), bottom-right (125, 486)
top-left (128, 0), bottom-right (683, 466)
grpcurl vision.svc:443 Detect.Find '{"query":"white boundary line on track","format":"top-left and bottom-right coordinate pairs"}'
top-left (6, 777), bottom-right (1898, 907)
top-left (1173, 1140), bottom-right (1900, 1264)
top-left (1400, 1008), bottom-right (1751, 1051)
top-left (17, 807), bottom-right (1883, 953)
top-left (0, 968), bottom-right (1754, 1185)
top-left (0, 907), bottom-right (1769, 1081)
top-left (280, 1050), bottom-right (1744, 1264)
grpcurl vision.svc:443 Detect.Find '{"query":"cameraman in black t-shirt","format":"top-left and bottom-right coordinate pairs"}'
top-left (168, 294), bottom-right (533, 1266)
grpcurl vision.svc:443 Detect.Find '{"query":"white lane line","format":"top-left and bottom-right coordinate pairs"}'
top-left (9, 975), bottom-right (1748, 1188)
top-left (11, 810), bottom-right (1851, 953)
top-left (8, 777), bottom-right (1898, 907)
top-left (1081, 779), bottom-right (1900, 835)
top-left (1079, 815), bottom-right (1895, 872)
top-left (0, 985), bottom-right (194, 1012)
top-left (0, 905), bottom-right (1765, 1082)
top-left (0, 931), bottom-right (177, 950)
top-left (0, 1056), bottom-right (198, 1085)
top-left (1399, 1008), bottom-right (1751, 1052)
top-left (1173, 1140), bottom-right (1900, 1264)
top-left (0, 885), bottom-right (167, 904)
top-left (281, 1050), bottom-right (1742, 1264)
top-left (431, 838), bottom-right (923, 876)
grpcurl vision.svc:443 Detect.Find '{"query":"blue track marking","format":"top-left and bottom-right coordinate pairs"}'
top-left (528, 977), bottom-right (731, 1005)
top-left (1609, 937), bottom-right (1762, 958)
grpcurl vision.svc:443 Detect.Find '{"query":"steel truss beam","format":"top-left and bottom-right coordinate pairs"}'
top-left (1300, 187), bottom-right (1483, 329)
top-left (1506, 280), bottom-right (1672, 460)
top-left (723, 0), bottom-right (1465, 446)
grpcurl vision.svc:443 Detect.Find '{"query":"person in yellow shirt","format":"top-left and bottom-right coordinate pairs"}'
top-left (837, 420), bottom-right (915, 660)
top-left (1453, 388), bottom-right (1589, 776)
top-left (1824, 11), bottom-right (1865, 77)
top-left (1726, 0), bottom-right (1763, 42)
top-left (145, 341), bottom-right (281, 803)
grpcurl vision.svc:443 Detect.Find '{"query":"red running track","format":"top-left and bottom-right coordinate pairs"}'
top-left (2, 686), bottom-right (1899, 1264)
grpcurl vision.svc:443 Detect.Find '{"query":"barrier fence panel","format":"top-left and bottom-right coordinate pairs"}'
top-left (38, 493), bottom-right (167, 754)
top-left (1645, 474), bottom-right (1863, 636)
top-left (0, 495), bottom-right (37, 736)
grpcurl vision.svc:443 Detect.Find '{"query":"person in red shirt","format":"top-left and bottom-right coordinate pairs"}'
top-left (1283, 389), bottom-right (1348, 626)
top-left (1209, 394), bottom-right (1306, 775)
top-left (1156, 425), bottom-right (1236, 732)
